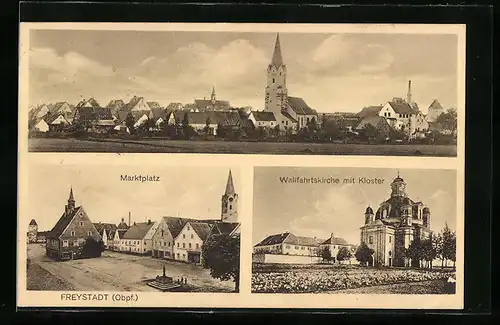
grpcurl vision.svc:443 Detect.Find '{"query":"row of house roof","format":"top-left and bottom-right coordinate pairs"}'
top-left (254, 231), bottom-right (351, 248)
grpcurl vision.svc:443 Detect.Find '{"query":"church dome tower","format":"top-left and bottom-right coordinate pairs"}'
top-left (265, 33), bottom-right (288, 124)
top-left (221, 170), bottom-right (238, 222)
top-left (390, 172), bottom-right (407, 198)
top-left (422, 207), bottom-right (431, 228)
top-left (364, 206), bottom-right (374, 224)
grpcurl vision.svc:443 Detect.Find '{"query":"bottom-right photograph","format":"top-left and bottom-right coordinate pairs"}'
top-left (251, 167), bottom-right (458, 294)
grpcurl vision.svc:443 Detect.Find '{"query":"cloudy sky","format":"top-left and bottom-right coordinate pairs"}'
top-left (29, 30), bottom-right (458, 112)
top-left (26, 164), bottom-right (239, 232)
top-left (253, 167), bottom-right (457, 246)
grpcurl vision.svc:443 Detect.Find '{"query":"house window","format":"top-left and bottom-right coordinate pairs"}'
top-left (189, 243), bottom-right (192, 248)
top-left (369, 236), bottom-right (373, 244)
top-left (191, 234), bottom-right (194, 239)
top-left (177, 242), bottom-right (179, 248)
top-left (144, 241), bottom-right (147, 246)
top-left (286, 245), bottom-right (290, 249)
top-left (183, 234), bottom-right (186, 239)
top-left (62, 240), bottom-right (68, 247)
top-left (177, 253), bottom-right (180, 258)
top-left (183, 243), bottom-right (185, 248)
top-left (295, 246), bottom-right (299, 249)
top-left (71, 231), bottom-right (75, 236)
top-left (88, 231), bottom-right (92, 236)
top-left (161, 229), bottom-right (164, 237)
top-left (389, 236), bottom-right (392, 243)
top-left (168, 242), bottom-right (171, 247)
top-left (196, 243), bottom-right (199, 249)
top-left (187, 226), bottom-right (190, 231)
top-left (229, 205), bottom-right (232, 210)
top-left (272, 78), bottom-right (275, 83)
top-left (79, 221), bottom-right (84, 226)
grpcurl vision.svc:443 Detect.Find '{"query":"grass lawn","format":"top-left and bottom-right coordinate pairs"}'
top-left (252, 263), bottom-right (456, 294)
top-left (28, 138), bottom-right (457, 156)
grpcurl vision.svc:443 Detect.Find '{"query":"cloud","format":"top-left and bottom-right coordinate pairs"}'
top-left (309, 35), bottom-right (394, 76)
top-left (289, 185), bottom-right (365, 244)
top-left (30, 47), bottom-right (115, 77)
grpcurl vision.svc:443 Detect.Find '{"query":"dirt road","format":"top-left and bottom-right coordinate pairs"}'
top-left (27, 244), bottom-right (234, 292)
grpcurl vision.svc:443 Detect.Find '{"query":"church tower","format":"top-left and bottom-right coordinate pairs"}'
top-left (65, 187), bottom-right (76, 215)
top-left (390, 172), bottom-right (407, 198)
top-left (221, 170), bottom-right (238, 222)
top-left (265, 33), bottom-right (288, 126)
top-left (211, 86), bottom-right (216, 104)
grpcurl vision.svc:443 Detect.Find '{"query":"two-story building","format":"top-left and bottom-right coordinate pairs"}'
top-left (120, 220), bottom-right (158, 255)
top-left (45, 188), bottom-right (101, 260)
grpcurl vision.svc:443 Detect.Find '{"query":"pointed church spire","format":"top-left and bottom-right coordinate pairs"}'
top-left (68, 186), bottom-right (75, 203)
top-left (271, 33), bottom-right (284, 66)
top-left (211, 85), bottom-right (216, 101)
top-left (225, 170), bottom-right (235, 195)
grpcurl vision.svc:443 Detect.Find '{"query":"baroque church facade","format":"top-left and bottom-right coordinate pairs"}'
top-left (264, 34), bottom-right (318, 132)
top-left (360, 174), bottom-right (432, 267)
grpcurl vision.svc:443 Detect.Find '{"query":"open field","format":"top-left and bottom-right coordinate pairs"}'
top-left (27, 244), bottom-right (235, 292)
top-left (28, 138), bottom-right (457, 156)
top-left (252, 263), bottom-right (455, 294)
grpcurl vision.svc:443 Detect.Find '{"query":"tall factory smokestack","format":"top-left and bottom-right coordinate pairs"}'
top-left (406, 80), bottom-right (412, 104)
top-left (128, 212), bottom-right (131, 228)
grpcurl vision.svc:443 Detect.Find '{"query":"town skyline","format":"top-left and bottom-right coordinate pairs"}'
top-left (27, 164), bottom-right (240, 232)
top-left (252, 167), bottom-right (457, 246)
top-left (29, 30), bottom-right (458, 112)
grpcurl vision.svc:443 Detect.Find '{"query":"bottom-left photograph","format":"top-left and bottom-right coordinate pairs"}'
top-left (24, 163), bottom-right (241, 293)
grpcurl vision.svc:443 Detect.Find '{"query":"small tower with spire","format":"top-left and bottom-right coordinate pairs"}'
top-left (265, 33), bottom-right (288, 127)
top-left (210, 86), bottom-right (216, 104)
top-left (65, 186), bottom-right (76, 215)
top-left (221, 169), bottom-right (238, 222)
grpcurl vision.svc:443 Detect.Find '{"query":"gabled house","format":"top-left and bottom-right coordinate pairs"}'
top-left (112, 229), bottom-right (128, 252)
top-left (45, 112), bottom-right (70, 132)
top-left (426, 99), bottom-right (444, 123)
top-left (166, 102), bottom-right (184, 111)
top-left (353, 116), bottom-right (393, 138)
top-left (45, 187), bottom-right (101, 260)
top-left (73, 98), bottom-right (115, 133)
top-left (93, 223), bottom-right (118, 249)
top-left (148, 106), bottom-right (169, 130)
top-left (120, 220), bottom-right (157, 255)
top-left (248, 111), bottom-right (277, 129)
top-left (166, 111), bottom-right (243, 135)
top-left (318, 233), bottom-right (355, 263)
top-left (173, 221), bottom-right (212, 264)
top-left (253, 232), bottom-right (324, 257)
top-left (48, 101), bottom-right (75, 124)
top-left (193, 86), bottom-right (232, 111)
top-left (106, 99), bottom-right (126, 117)
top-left (31, 118), bottom-right (49, 133)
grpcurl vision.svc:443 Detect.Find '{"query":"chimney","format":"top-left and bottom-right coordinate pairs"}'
top-left (407, 80), bottom-right (412, 104)
top-left (148, 219), bottom-right (151, 225)
top-left (128, 212), bottom-right (131, 227)
top-left (331, 232), bottom-right (335, 239)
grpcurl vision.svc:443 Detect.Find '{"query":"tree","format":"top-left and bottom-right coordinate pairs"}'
top-left (125, 112), bottom-right (135, 134)
top-left (355, 242), bottom-right (374, 266)
top-left (441, 222), bottom-right (455, 268)
top-left (337, 246), bottom-right (353, 264)
top-left (201, 233), bottom-right (240, 292)
top-left (82, 237), bottom-right (105, 258)
top-left (320, 246), bottom-right (332, 262)
top-left (216, 122), bottom-right (227, 138)
top-left (322, 119), bottom-right (342, 140)
top-left (421, 238), bottom-right (438, 269)
top-left (436, 108), bottom-right (458, 135)
top-left (203, 117), bottom-right (212, 135)
top-left (362, 124), bottom-right (381, 141)
top-left (307, 117), bottom-right (318, 132)
top-left (404, 240), bottom-right (424, 267)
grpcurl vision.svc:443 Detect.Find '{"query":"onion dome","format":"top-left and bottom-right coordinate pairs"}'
top-left (365, 206), bottom-right (374, 214)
